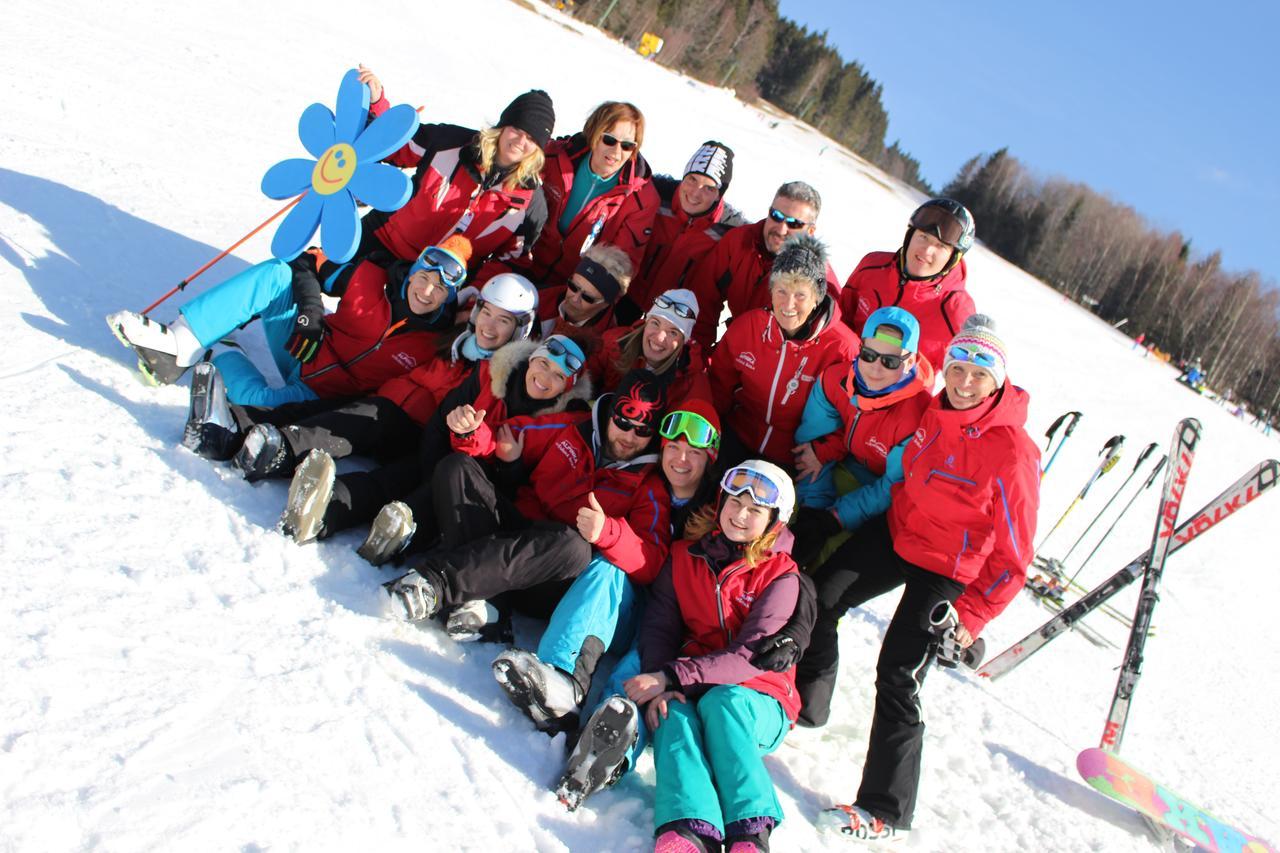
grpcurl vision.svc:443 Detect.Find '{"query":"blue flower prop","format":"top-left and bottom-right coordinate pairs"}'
top-left (261, 69), bottom-right (419, 263)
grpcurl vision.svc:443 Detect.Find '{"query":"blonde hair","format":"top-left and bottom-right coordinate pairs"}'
top-left (475, 127), bottom-right (545, 190)
top-left (580, 243), bottom-right (633, 295)
top-left (583, 102), bottom-right (645, 151)
top-left (685, 503), bottom-right (781, 567)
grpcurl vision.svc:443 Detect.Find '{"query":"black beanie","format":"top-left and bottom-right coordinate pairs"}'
top-left (610, 369), bottom-right (667, 432)
top-left (684, 141), bottom-right (734, 195)
top-left (498, 90), bottom-right (556, 150)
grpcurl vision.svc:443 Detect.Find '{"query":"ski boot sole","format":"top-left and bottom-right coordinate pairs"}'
top-left (555, 695), bottom-right (637, 811)
top-left (278, 450), bottom-right (335, 543)
top-left (357, 502), bottom-right (416, 566)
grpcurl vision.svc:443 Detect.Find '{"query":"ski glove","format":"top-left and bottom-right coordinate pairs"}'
top-left (751, 635), bottom-right (801, 673)
top-left (788, 506), bottom-right (843, 570)
top-left (286, 262), bottom-right (327, 364)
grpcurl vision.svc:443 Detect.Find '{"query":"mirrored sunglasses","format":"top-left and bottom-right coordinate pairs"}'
top-left (767, 207), bottom-right (808, 230)
top-left (948, 345), bottom-right (998, 369)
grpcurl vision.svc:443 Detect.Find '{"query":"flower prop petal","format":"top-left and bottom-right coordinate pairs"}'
top-left (298, 103), bottom-right (337, 159)
top-left (348, 162), bottom-right (412, 211)
top-left (319, 193), bottom-right (360, 263)
top-left (261, 158), bottom-right (315, 199)
top-left (353, 104), bottom-right (419, 163)
top-left (333, 68), bottom-right (370, 145)
top-left (271, 191), bottom-right (325, 261)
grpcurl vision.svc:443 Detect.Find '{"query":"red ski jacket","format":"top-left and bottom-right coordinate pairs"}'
top-left (626, 178), bottom-right (743, 313)
top-left (451, 402), bottom-right (670, 581)
top-left (807, 357), bottom-right (936, 472)
top-left (366, 95), bottom-right (546, 268)
top-left (300, 262), bottom-right (438, 399)
top-left (709, 301), bottom-right (858, 467)
top-left (663, 539), bottom-right (802, 721)
top-left (494, 134), bottom-right (660, 288)
top-left (888, 384), bottom-right (1041, 636)
top-left (586, 321), bottom-right (711, 402)
top-left (376, 338), bottom-right (473, 426)
top-left (685, 219), bottom-right (841, 351)
top-left (839, 251), bottom-right (974, 376)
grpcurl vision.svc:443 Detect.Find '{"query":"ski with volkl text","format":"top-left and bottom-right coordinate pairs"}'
top-left (978, 457), bottom-right (1278, 680)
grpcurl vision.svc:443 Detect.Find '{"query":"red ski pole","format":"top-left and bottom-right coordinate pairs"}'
top-left (139, 193), bottom-right (306, 315)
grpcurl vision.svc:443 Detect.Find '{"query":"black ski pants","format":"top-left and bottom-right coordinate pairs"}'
top-left (794, 514), bottom-right (963, 829)
top-left (233, 395), bottom-right (419, 475)
top-left (412, 453), bottom-right (593, 608)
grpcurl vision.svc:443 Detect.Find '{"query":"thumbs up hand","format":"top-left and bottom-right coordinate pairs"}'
top-left (576, 491), bottom-right (608, 544)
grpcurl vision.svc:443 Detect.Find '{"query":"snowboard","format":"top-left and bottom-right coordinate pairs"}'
top-left (1076, 748), bottom-right (1275, 852)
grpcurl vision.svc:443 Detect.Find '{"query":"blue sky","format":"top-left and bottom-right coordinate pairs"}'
top-left (777, 0), bottom-right (1279, 287)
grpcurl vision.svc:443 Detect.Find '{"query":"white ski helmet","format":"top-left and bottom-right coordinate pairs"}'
top-left (719, 458), bottom-right (796, 526)
top-left (475, 273), bottom-right (538, 341)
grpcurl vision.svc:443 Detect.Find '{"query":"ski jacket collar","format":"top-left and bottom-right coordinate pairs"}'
top-left (932, 381), bottom-right (1031, 438)
top-left (555, 133), bottom-right (653, 189)
top-left (896, 252), bottom-right (969, 294)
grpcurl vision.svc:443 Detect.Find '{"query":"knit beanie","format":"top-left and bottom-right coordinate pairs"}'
top-left (646, 288), bottom-right (699, 343)
top-left (770, 233), bottom-right (827, 298)
top-left (498, 90), bottom-right (556, 150)
top-left (611, 369), bottom-right (667, 432)
top-left (943, 314), bottom-right (1008, 387)
top-left (684, 141), bottom-right (734, 194)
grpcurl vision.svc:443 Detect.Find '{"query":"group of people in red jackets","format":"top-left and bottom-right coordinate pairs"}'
top-left (106, 71), bottom-right (1040, 851)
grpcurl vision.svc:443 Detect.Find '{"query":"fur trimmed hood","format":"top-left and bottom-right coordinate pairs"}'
top-left (488, 339), bottom-right (594, 413)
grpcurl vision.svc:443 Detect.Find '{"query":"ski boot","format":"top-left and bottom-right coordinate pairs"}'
top-left (357, 501), bottom-right (417, 566)
top-left (492, 649), bottom-right (582, 733)
top-left (446, 600), bottom-right (512, 643)
top-left (384, 568), bottom-right (443, 622)
top-left (277, 449), bottom-right (334, 543)
top-left (182, 361), bottom-right (241, 460)
top-left (235, 424), bottom-right (297, 482)
top-left (820, 803), bottom-right (906, 844)
top-left (105, 310), bottom-right (200, 385)
top-left (555, 694), bottom-right (637, 811)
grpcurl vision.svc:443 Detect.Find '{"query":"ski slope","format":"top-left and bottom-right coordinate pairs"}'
top-left (2, 1), bottom-right (1277, 850)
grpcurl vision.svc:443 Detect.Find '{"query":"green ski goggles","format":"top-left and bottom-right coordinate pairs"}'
top-left (659, 410), bottom-right (720, 451)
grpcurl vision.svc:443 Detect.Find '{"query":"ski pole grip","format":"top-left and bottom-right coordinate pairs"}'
top-left (1063, 411), bottom-right (1083, 436)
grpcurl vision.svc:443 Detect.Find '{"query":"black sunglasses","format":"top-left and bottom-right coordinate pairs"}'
top-left (611, 411), bottom-right (654, 438)
top-left (768, 207), bottom-right (808, 230)
top-left (653, 294), bottom-right (696, 319)
top-left (858, 346), bottom-right (905, 370)
top-left (601, 133), bottom-right (638, 152)
top-left (566, 279), bottom-right (603, 305)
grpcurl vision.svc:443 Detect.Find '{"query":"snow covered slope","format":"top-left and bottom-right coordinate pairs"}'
top-left (2, 1), bottom-right (1276, 850)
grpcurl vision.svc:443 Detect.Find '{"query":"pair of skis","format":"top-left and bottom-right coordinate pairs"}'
top-left (987, 418), bottom-right (1278, 851)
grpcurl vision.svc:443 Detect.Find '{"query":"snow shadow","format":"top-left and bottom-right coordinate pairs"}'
top-left (58, 363), bottom-right (180, 447)
top-left (0, 167), bottom-right (251, 360)
top-left (986, 741), bottom-right (1151, 838)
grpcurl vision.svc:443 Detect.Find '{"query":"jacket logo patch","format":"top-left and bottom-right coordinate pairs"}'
top-left (913, 427), bottom-right (926, 447)
top-left (857, 296), bottom-right (872, 315)
top-left (734, 591), bottom-right (756, 608)
top-left (945, 454), bottom-right (955, 468)
top-left (736, 352), bottom-right (756, 371)
top-left (392, 352), bottom-right (418, 370)
top-left (867, 437), bottom-right (889, 458)
top-left (556, 439), bottom-right (579, 467)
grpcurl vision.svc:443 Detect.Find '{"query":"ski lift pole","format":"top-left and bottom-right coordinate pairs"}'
top-left (1060, 441), bottom-right (1158, 565)
top-left (1035, 434), bottom-right (1125, 553)
top-left (1067, 454), bottom-right (1167, 586)
top-left (1041, 411), bottom-right (1083, 482)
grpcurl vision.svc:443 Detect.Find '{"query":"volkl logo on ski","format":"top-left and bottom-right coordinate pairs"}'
top-left (1158, 449), bottom-right (1193, 540)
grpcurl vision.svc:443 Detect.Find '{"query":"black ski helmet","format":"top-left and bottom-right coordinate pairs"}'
top-left (908, 198), bottom-right (975, 253)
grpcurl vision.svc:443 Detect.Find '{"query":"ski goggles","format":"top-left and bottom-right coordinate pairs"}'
top-left (611, 411), bottom-right (655, 438)
top-left (533, 335), bottom-right (585, 377)
top-left (858, 346), bottom-right (905, 370)
top-left (947, 344), bottom-right (998, 369)
top-left (910, 205), bottom-right (966, 248)
top-left (411, 246), bottom-right (467, 289)
top-left (659, 410), bottom-right (720, 451)
top-left (767, 207), bottom-right (808, 230)
top-left (652, 293), bottom-right (696, 320)
top-left (720, 466), bottom-right (785, 509)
